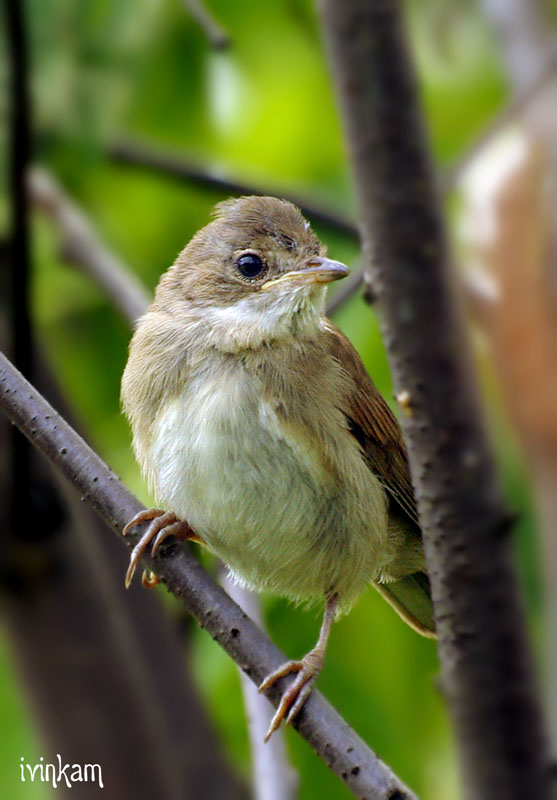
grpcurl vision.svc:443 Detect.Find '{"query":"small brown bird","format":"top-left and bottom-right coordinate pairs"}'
top-left (121, 196), bottom-right (435, 741)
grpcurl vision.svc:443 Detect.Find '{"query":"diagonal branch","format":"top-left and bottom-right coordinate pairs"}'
top-left (107, 140), bottom-right (358, 238)
top-left (319, 2), bottom-right (549, 799)
top-left (106, 45), bottom-right (557, 317)
top-left (29, 168), bottom-right (151, 323)
top-left (184, 0), bottom-right (230, 49)
top-left (0, 350), bottom-right (418, 800)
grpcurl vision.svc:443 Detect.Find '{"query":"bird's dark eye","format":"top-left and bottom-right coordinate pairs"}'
top-left (236, 253), bottom-right (264, 279)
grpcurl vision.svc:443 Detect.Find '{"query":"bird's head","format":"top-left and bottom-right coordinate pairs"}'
top-left (153, 196), bottom-right (349, 350)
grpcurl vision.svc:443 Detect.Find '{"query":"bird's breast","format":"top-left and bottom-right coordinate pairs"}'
top-left (145, 354), bottom-right (389, 606)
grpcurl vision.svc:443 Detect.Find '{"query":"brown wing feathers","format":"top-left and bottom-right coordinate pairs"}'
top-left (323, 320), bottom-right (420, 528)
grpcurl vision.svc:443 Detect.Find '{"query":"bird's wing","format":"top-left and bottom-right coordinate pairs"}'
top-left (322, 318), bottom-right (419, 528)
top-left (323, 319), bottom-right (436, 638)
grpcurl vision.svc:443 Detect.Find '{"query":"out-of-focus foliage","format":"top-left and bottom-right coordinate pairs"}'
top-left (0, 1), bottom-right (542, 798)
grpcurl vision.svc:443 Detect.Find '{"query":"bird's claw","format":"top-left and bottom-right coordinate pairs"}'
top-left (123, 509), bottom-right (194, 588)
top-left (141, 569), bottom-right (160, 589)
top-left (258, 656), bottom-right (321, 742)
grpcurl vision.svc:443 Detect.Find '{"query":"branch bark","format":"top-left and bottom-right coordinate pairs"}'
top-left (0, 351), bottom-right (419, 800)
top-left (184, 0), bottom-right (230, 49)
top-left (477, 0), bottom-right (557, 764)
top-left (224, 575), bottom-right (298, 800)
top-left (319, 2), bottom-right (549, 798)
top-left (29, 168), bottom-right (151, 323)
top-left (107, 139), bottom-right (358, 238)
top-left (479, 0), bottom-right (550, 90)
top-left (4, 0), bottom-right (32, 535)
top-left (106, 47), bottom-right (557, 318)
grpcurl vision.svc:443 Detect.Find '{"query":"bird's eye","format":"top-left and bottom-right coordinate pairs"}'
top-left (236, 253), bottom-right (264, 279)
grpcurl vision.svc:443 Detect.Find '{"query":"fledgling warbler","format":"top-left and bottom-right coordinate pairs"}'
top-left (121, 196), bottom-right (435, 741)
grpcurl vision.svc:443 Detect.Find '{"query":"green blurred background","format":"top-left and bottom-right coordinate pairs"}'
top-left (0, 0), bottom-right (543, 798)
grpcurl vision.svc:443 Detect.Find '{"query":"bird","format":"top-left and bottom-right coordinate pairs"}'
top-left (121, 195), bottom-right (435, 741)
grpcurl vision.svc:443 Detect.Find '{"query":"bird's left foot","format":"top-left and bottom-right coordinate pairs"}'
top-left (258, 648), bottom-right (324, 742)
top-left (123, 508), bottom-right (200, 589)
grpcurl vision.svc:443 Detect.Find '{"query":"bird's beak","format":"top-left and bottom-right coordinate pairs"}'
top-left (261, 257), bottom-right (350, 291)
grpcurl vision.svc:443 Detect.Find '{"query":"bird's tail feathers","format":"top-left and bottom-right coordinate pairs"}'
top-left (374, 571), bottom-right (436, 638)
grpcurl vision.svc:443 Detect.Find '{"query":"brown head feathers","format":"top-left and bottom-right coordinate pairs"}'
top-left (152, 196), bottom-right (324, 310)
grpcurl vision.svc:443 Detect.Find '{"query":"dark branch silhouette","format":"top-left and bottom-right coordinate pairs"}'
top-left (106, 51), bottom-right (557, 317)
top-left (319, 1), bottom-right (549, 799)
top-left (479, 0), bottom-right (557, 764)
top-left (29, 169), bottom-right (151, 323)
top-left (0, 351), bottom-right (418, 800)
top-left (107, 140), bottom-right (358, 238)
top-left (184, 0), bottom-right (231, 49)
top-left (4, 0), bottom-right (32, 530)
top-left (4, 6), bottom-right (243, 796)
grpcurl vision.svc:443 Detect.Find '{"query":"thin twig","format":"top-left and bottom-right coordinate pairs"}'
top-left (184, 0), bottom-right (230, 50)
top-left (478, 0), bottom-right (550, 91)
top-left (107, 50), bottom-right (557, 318)
top-left (4, 0), bottom-right (32, 536)
top-left (107, 140), bottom-right (359, 238)
top-left (224, 575), bottom-right (298, 800)
top-left (440, 47), bottom-right (557, 189)
top-left (28, 168), bottom-right (151, 324)
top-left (326, 260), bottom-right (366, 314)
top-left (0, 350), bottom-right (418, 800)
top-left (319, 2), bottom-right (549, 799)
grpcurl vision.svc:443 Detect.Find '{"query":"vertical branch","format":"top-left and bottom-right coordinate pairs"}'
top-left (459, 130), bottom-right (557, 757)
top-left (4, 0), bottom-right (32, 375)
top-left (319, 2), bottom-right (549, 799)
top-left (476, 0), bottom-right (557, 761)
top-left (479, 0), bottom-right (550, 90)
top-left (225, 576), bottom-right (298, 800)
top-left (4, 0), bottom-right (32, 534)
top-left (2, 11), bottom-right (245, 797)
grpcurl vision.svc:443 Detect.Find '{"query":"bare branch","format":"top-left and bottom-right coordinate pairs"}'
top-left (184, 0), bottom-right (230, 50)
top-left (0, 351), bottom-right (419, 800)
top-left (319, 2), bottom-right (549, 799)
top-left (478, 0), bottom-right (557, 764)
top-left (478, 0), bottom-right (551, 90)
top-left (441, 47), bottom-right (557, 188)
top-left (328, 49), bottom-right (557, 314)
top-left (4, 9), bottom-right (243, 794)
top-left (224, 575), bottom-right (298, 800)
top-left (107, 140), bottom-right (359, 239)
top-left (28, 168), bottom-right (151, 325)
top-left (326, 262), bottom-right (366, 314)
top-left (106, 44), bottom-right (557, 320)
top-left (4, 0), bottom-right (32, 531)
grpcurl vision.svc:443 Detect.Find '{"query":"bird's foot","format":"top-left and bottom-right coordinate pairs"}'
top-left (258, 648), bottom-right (324, 742)
top-left (123, 508), bottom-right (201, 589)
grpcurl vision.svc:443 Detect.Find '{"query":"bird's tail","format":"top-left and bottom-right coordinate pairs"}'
top-left (374, 571), bottom-right (436, 638)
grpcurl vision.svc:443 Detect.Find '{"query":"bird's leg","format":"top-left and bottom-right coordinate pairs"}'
top-left (122, 508), bottom-right (203, 589)
top-left (259, 593), bottom-right (339, 742)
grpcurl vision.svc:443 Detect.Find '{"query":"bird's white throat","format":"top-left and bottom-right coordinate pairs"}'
top-left (193, 285), bottom-right (327, 352)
